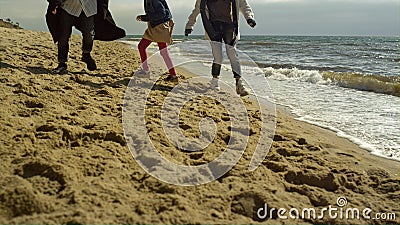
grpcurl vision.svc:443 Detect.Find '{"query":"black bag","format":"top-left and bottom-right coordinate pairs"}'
top-left (94, 8), bottom-right (126, 41)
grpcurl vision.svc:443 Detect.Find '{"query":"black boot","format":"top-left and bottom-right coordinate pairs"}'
top-left (53, 63), bottom-right (67, 74)
top-left (82, 53), bottom-right (97, 71)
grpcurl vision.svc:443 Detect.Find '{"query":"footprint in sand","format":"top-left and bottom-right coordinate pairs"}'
top-left (24, 99), bottom-right (44, 109)
top-left (284, 170), bottom-right (339, 191)
top-left (231, 191), bottom-right (270, 221)
top-left (14, 161), bottom-right (67, 196)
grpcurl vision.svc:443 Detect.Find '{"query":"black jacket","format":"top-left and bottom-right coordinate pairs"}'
top-left (141, 0), bottom-right (172, 27)
top-left (46, 0), bottom-right (126, 43)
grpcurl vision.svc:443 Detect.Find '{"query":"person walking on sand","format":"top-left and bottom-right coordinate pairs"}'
top-left (47, 0), bottom-right (103, 74)
top-left (135, 0), bottom-right (177, 82)
top-left (46, 0), bottom-right (126, 74)
top-left (184, 0), bottom-right (256, 96)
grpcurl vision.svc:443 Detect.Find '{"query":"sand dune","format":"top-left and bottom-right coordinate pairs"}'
top-left (0, 27), bottom-right (399, 224)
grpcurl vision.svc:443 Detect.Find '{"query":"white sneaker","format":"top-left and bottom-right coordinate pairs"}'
top-left (210, 77), bottom-right (220, 90)
top-left (135, 69), bottom-right (150, 78)
top-left (236, 79), bottom-right (250, 96)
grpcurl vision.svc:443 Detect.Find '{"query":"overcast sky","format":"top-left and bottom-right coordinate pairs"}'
top-left (0, 0), bottom-right (399, 36)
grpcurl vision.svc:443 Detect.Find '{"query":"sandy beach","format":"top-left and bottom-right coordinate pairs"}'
top-left (0, 27), bottom-right (399, 224)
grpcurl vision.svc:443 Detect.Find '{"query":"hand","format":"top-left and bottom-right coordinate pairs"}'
top-left (247, 18), bottom-right (256, 28)
top-left (52, 6), bottom-right (59, 15)
top-left (184, 29), bottom-right (192, 36)
top-left (136, 15), bottom-right (143, 21)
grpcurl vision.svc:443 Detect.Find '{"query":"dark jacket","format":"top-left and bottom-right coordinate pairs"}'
top-left (46, 0), bottom-right (126, 43)
top-left (141, 0), bottom-right (172, 27)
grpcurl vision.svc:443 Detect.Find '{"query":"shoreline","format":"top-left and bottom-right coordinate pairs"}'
top-left (120, 37), bottom-right (400, 162)
top-left (175, 66), bottom-right (400, 176)
top-left (1, 27), bottom-right (399, 224)
top-left (277, 102), bottom-right (400, 163)
top-left (177, 63), bottom-right (400, 164)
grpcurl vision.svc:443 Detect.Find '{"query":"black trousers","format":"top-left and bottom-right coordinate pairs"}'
top-left (57, 8), bottom-right (95, 63)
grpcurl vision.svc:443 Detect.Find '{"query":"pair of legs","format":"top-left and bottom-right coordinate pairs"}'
top-left (209, 21), bottom-right (248, 96)
top-left (210, 21), bottom-right (241, 80)
top-left (55, 8), bottom-right (96, 72)
top-left (138, 38), bottom-right (176, 76)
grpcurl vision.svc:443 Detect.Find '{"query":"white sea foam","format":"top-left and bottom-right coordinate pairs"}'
top-left (263, 67), bottom-right (331, 84)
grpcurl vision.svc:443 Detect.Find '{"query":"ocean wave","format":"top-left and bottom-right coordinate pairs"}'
top-left (264, 67), bottom-right (327, 84)
top-left (256, 62), bottom-right (352, 72)
top-left (322, 72), bottom-right (400, 97)
top-left (264, 67), bottom-right (400, 97)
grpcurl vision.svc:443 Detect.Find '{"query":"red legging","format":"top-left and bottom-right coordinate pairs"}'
top-left (138, 38), bottom-right (176, 76)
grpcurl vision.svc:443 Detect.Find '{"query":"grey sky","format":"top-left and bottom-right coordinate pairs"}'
top-left (0, 0), bottom-right (399, 36)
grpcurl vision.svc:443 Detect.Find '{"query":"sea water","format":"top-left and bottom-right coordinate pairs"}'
top-left (122, 35), bottom-right (400, 160)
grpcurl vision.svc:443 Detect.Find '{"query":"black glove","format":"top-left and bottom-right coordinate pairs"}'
top-left (247, 18), bottom-right (256, 28)
top-left (185, 29), bottom-right (193, 36)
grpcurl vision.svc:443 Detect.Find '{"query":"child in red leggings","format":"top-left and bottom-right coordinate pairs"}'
top-left (136, 0), bottom-right (177, 81)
